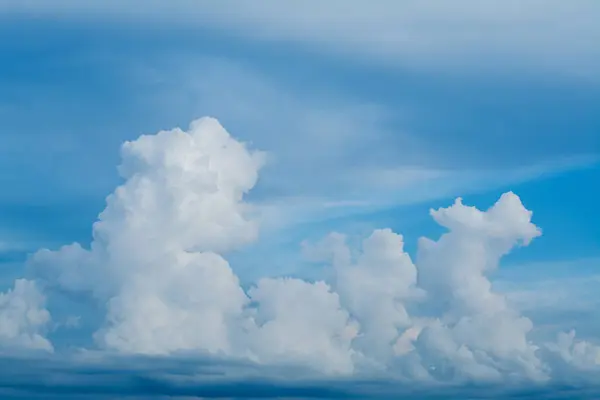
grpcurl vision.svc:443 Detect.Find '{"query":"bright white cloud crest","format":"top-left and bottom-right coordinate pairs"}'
top-left (3, 117), bottom-right (598, 381)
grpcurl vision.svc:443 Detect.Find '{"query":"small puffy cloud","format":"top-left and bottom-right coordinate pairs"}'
top-left (0, 279), bottom-right (52, 352)
top-left (546, 330), bottom-right (600, 372)
top-left (19, 116), bottom-right (600, 384)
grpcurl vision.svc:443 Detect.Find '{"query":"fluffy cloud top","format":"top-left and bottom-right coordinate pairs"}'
top-left (32, 118), bottom-right (263, 356)
top-left (0, 117), bottom-right (596, 382)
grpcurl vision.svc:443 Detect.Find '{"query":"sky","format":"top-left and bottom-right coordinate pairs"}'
top-left (0, 1), bottom-right (599, 398)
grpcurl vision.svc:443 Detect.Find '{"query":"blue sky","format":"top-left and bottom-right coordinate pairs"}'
top-left (0, 2), bottom-right (600, 398)
top-left (1, 12), bottom-right (598, 277)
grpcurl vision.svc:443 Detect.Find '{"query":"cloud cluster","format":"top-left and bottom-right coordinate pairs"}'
top-left (2, 117), bottom-right (598, 383)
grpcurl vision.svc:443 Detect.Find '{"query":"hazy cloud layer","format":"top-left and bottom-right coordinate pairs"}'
top-left (0, 354), bottom-right (599, 399)
top-left (3, 1), bottom-right (599, 77)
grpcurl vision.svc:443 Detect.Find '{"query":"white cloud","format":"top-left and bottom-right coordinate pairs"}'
top-left (410, 193), bottom-right (545, 381)
top-left (4, 0), bottom-right (599, 77)
top-left (546, 330), bottom-right (600, 372)
top-left (32, 117), bottom-right (262, 356)
top-left (22, 117), bottom-right (600, 382)
top-left (246, 277), bottom-right (358, 374)
top-left (305, 229), bottom-right (421, 368)
top-left (0, 279), bottom-right (52, 352)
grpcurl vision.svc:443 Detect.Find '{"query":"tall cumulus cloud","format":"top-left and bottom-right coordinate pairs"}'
top-left (1, 117), bottom-right (597, 383)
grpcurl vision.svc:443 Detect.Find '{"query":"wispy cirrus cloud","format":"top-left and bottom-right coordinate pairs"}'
top-left (1, 18), bottom-right (597, 226)
top-left (122, 56), bottom-right (600, 232)
top-left (3, 0), bottom-right (600, 79)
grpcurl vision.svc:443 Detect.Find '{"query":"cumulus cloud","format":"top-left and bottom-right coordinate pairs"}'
top-left (304, 229), bottom-right (421, 369)
top-left (413, 194), bottom-right (545, 379)
top-left (26, 117), bottom-right (361, 375)
top-left (21, 117), bottom-right (600, 383)
top-left (0, 279), bottom-right (52, 352)
top-left (246, 277), bottom-right (357, 374)
top-left (546, 330), bottom-right (600, 372)
top-left (31, 117), bottom-right (262, 357)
